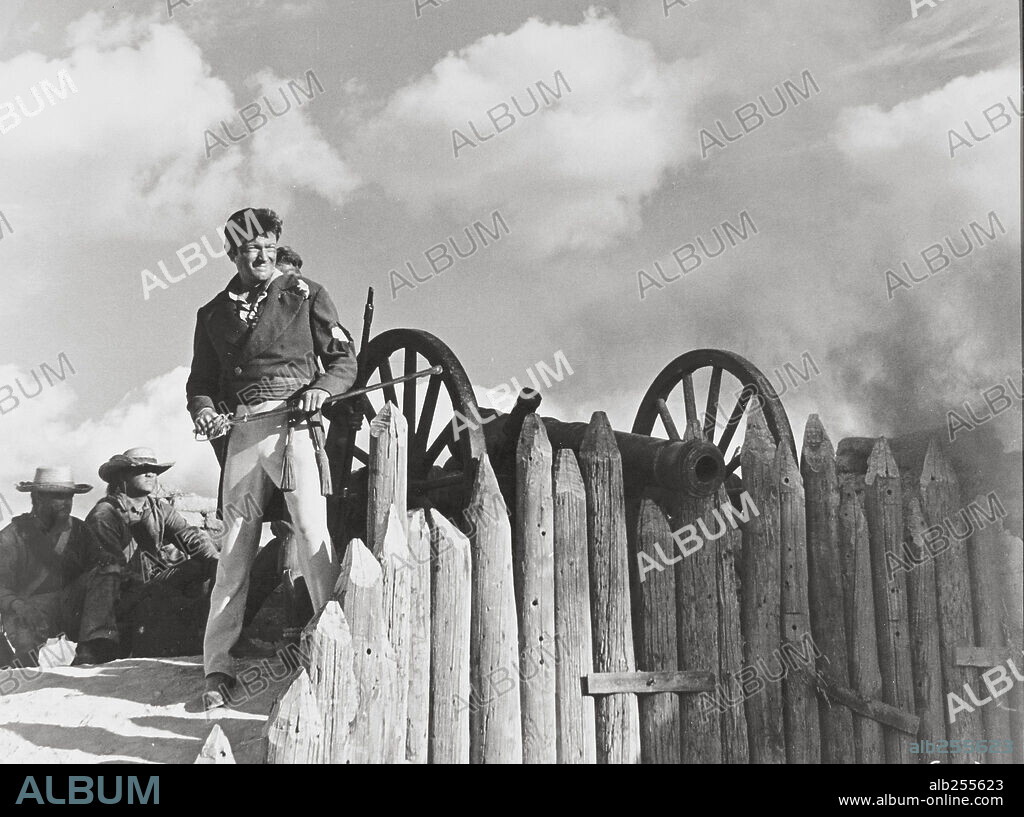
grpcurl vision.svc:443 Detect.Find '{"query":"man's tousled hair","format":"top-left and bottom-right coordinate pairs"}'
top-left (223, 207), bottom-right (283, 260)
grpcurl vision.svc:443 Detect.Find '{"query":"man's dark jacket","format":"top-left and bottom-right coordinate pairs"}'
top-left (85, 495), bottom-right (217, 583)
top-left (186, 271), bottom-right (358, 418)
top-left (0, 515), bottom-right (98, 616)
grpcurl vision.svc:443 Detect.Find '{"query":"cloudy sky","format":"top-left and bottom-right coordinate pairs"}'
top-left (0, 0), bottom-right (1019, 514)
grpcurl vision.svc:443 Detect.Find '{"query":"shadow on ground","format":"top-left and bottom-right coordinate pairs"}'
top-left (0, 655), bottom-right (299, 764)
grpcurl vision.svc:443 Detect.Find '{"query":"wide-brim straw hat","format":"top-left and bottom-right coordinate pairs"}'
top-left (16, 465), bottom-right (93, 494)
top-left (98, 447), bottom-right (175, 483)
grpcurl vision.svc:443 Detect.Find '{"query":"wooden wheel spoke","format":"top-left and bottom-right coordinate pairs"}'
top-left (351, 445), bottom-right (369, 465)
top-left (655, 398), bottom-right (681, 441)
top-left (411, 471), bottom-right (467, 491)
top-left (402, 349), bottom-right (418, 434)
top-left (703, 366), bottom-right (722, 441)
top-left (718, 386), bottom-right (753, 455)
top-left (725, 453), bottom-right (741, 475)
top-left (361, 396), bottom-right (378, 427)
top-left (414, 374), bottom-right (442, 454)
top-left (376, 359), bottom-right (398, 407)
top-left (682, 373), bottom-right (699, 436)
top-left (424, 424), bottom-right (455, 468)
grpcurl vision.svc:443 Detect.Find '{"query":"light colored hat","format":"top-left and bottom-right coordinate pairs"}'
top-left (16, 466), bottom-right (93, 494)
top-left (98, 447), bottom-right (175, 483)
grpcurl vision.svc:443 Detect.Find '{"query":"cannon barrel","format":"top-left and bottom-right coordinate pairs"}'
top-left (537, 415), bottom-right (726, 498)
top-left (482, 390), bottom-right (726, 498)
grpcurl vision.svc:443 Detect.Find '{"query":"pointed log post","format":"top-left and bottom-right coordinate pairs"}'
top-left (776, 441), bottom-right (821, 763)
top-left (194, 725), bottom-right (235, 764)
top-left (579, 411), bottom-right (641, 764)
top-left (838, 474), bottom-right (885, 763)
top-left (334, 538), bottom-right (397, 764)
top-left (368, 403), bottom-right (408, 555)
top-left (301, 600), bottom-right (357, 764)
top-left (467, 454), bottom-right (522, 764)
top-left (378, 505), bottom-right (411, 762)
top-left (920, 440), bottom-right (983, 764)
top-left (631, 492), bottom-right (681, 764)
top-left (1001, 531), bottom-right (1024, 762)
top-left (902, 495), bottom-right (945, 758)
top-left (552, 449), bottom-right (597, 764)
top-left (800, 416), bottom-right (855, 764)
top-left (864, 438), bottom-right (916, 763)
top-left (966, 503), bottom-right (1013, 763)
top-left (739, 403), bottom-right (785, 764)
top-left (716, 485), bottom-right (749, 764)
top-left (673, 422), bottom-right (720, 763)
top-left (427, 509), bottom-right (471, 764)
top-left (406, 508), bottom-right (431, 764)
top-left (265, 670), bottom-right (321, 764)
top-left (513, 415), bottom-right (556, 764)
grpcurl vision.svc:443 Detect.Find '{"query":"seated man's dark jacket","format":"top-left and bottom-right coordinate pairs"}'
top-left (85, 495), bottom-right (218, 583)
top-left (0, 514), bottom-right (98, 617)
top-left (185, 271), bottom-right (358, 418)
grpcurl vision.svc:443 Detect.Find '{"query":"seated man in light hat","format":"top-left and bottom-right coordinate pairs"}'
top-left (0, 466), bottom-right (120, 667)
top-left (87, 448), bottom-right (218, 581)
top-left (85, 447), bottom-right (272, 657)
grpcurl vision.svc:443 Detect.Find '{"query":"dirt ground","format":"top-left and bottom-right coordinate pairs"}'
top-left (0, 654), bottom-right (299, 764)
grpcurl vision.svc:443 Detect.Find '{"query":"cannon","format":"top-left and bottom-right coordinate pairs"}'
top-left (328, 312), bottom-right (795, 538)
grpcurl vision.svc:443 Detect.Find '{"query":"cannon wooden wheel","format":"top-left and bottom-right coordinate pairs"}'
top-left (350, 328), bottom-right (487, 501)
top-left (632, 349), bottom-right (796, 486)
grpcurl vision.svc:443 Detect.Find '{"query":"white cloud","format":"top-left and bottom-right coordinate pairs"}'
top-left (248, 70), bottom-right (361, 205)
top-left (0, 365), bottom-right (219, 518)
top-left (353, 10), bottom-right (707, 254)
top-left (0, 11), bottom-right (357, 314)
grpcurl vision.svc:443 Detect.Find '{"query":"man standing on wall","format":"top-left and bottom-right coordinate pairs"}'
top-left (186, 207), bottom-right (358, 708)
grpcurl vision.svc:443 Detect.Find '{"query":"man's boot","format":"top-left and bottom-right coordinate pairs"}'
top-left (202, 672), bottom-right (236, 711)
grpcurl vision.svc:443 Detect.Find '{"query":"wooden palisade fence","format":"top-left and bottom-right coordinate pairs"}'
top-left (262, 403), bottom-right (1023, 764)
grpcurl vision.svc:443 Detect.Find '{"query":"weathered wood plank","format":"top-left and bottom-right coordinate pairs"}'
top-left (406, 508), bottom-right (431, 764)
top-left (1001, 531), bottom-right (1024, 763)
top-left (468, 454), bottom-right (523, 764)
top-left (264, 670), bottom-right (321, 764)
top-left (671, 420), bottom-right (721, 764)
top-left (800, 415), bottom-right (855, 763)
top-left (552, 449), bottom-right (597, 764)
top-left (579, 411), bottom-right (641, 764)
top-left (367, 403), bottom-right (408, 556)
top-left (630, 493), bottom-right (681, 763)
top-left (838, 474), bottom-right (885, 763)
top-left (585, 671), bottom-right (715, 695)
top-left (716, 485), bottom-right (750, 764)
top-left (811, 673), bottom-right (921, 734)
top-left (739, 403), bottom-right (785, 764)
top-left (378, 505), bottom-right (412, 762)
top-left (194, 725), bottom-right (235, 764)
top-left (301, 600), bottom-right (357, 764)
top-left (513, 415), bottom-right (557, 764)
top-left (902, 495), bottom-right (945, 757)
top-left (966, 505), bottom-right (1013, 764)
top-left (776, 441), bottom-right (821, 763)
top-left (864, 438), bottom-right (916, 763)
top-left (427, 509), bottom-right (472, 764)
top-left (334, 538), bottom-right (397, 764)
top-left (921, 440), bottom-right (984, 764)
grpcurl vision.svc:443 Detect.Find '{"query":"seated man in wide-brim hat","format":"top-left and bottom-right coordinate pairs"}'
top-left (85, 447), bottom-right (275, 658)
top-left (0, 466), bottom-right (121, 667)
top-left (85, 448), bottom-right (221, 654)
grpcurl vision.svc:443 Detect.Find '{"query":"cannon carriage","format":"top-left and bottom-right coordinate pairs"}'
top-left (327, 298), bottom-right (795, 542)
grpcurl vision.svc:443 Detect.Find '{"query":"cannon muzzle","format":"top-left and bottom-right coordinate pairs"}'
top-left (482, 390), bottom-right (726, 498)
top-left (537, 416), bottom-right (726, 498)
